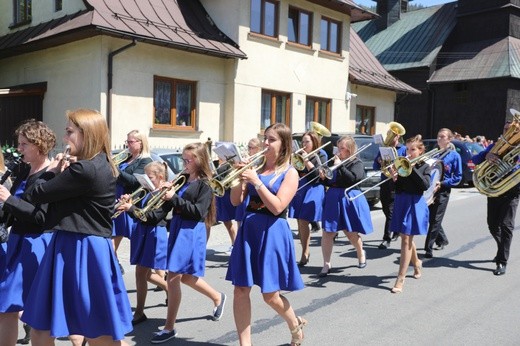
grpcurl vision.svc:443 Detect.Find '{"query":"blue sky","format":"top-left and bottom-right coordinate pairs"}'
top-left (355, 0), bottom-right (454, 7)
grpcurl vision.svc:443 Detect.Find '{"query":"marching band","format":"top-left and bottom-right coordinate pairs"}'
top-left (0, 109), bottom-right (519, 345)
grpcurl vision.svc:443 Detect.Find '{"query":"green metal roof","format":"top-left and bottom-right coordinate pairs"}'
top-left (352, 3), bottom-right (457, 71)
top-left (429, 36), bottom-right (520, 83)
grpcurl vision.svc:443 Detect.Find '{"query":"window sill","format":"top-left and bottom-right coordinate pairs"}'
top-left (150, 127), bottom-right (203, 138)
top-left (247, 32), bottom-right (283, 47)
top-left (318, 50), bottom-right (344, 61)
top-left (285, 41), bottom-right (315, 55)
top-left (9, 19), bottom-right (32, 29)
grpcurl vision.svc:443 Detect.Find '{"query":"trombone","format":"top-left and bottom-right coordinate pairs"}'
top-left (345, 147), bottom-right (447, 201)
top-left (291, 142), bottom-right (331, 171)
top-left (297, 143), bottom-right (372, 191)
top-left (112, 150), bottom-right (130, 166)
top-left (133, 171), bottom-right (187, 222)
top-left (112, 187), bottom-right (148, 219)
top-left (209, 149), bottom-right (267, 197)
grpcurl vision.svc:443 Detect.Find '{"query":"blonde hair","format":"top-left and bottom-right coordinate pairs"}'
top-left (438, 128), bottom-right (454, 140)
top-left (337, 135), bottom-right (357, 157)
top-left (183, 142), bottom-right (216, 229)
top-left (144, 161), bottom-right (167, 182)
top-left (127, 129), bottom-right (151, 158)
top-left (66, 109), bottom-right (117, 176)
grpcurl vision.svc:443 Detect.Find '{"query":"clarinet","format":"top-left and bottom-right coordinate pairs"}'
top-left (0, 156), bottom-right (22, 242)
top-left (0, 156), bottom-right (22, 185)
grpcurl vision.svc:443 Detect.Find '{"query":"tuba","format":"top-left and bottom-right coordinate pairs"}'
top-left (383, 121), bottom-right (406, 147)
top-left (473, 111), bottom-right (520, 197)
top-left (112, 150), bottom-right (130, 166)
top-left (309, 121), bottom-right (331, 137)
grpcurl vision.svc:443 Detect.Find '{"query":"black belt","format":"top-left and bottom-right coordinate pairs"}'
top-left (246, 195), bottom-right (287, 218)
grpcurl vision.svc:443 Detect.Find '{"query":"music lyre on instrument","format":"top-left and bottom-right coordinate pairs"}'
top-left (209, 149), bottom-right (267, 197)
top-left (133, 171), bottom-right (187, 222)
top-left (424, 160), bottom-right (444, 205)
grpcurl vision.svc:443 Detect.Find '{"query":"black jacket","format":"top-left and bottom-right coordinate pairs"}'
top-left (395, 162), bottom-right (431, 195)
top-left (117, 156), bottom-right (153, 193)
top-left (325, 158), bottom-right (365, 189)
top-left (2, 163), bottom-right (49, 235)
top-left (30, 153), bottom-right (116, 238)
top-left (138, 177), bottom-right (213, 224)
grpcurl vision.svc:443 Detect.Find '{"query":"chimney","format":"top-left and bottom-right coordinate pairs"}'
top-left (375, 0), bottom-right (407, 30)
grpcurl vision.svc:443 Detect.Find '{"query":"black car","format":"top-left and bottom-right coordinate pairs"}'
top-left (422, 139), bottom-right (485, 187)
top-left (292, 133), bottom-right (381, 206)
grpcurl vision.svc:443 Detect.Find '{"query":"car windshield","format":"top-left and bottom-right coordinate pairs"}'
top-left (353, 137), bottom-right (380, 162)
top-left (466, 143), bottom-right (485, 155)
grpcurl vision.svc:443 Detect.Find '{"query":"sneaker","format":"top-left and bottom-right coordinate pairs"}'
top-left (378, 241), bottom-right (390, 250)
top-left (151, 329), bottom-right (178, 344)
top-left (310, 222), bottom-right (321, 233)
top-left (213, 292), bottom-right (227, 321)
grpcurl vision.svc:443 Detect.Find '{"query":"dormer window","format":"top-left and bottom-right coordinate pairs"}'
top-left (13, 0), bottom-right (31, 26)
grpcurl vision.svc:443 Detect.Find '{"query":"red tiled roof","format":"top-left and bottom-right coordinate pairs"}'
top-left (349, 28), bottom-right (420, 94)
top-left (0, 0), bottom-right (246, 59)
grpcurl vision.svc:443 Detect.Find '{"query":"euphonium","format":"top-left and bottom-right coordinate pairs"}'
top-left (133, 172), bottom-right (187, 222)
top-left (112, 150), bottom-right (130, 166)
top-left (383, 121), bottom-right (406, 146)
top-left (291, 142), bottom-right (331, 171)
top-left (309, 121), bottom-right (332, 137)
top-left (209, 149), bottom-right (267, 197)
top-left (112, 187), bottom-right (148, 219)
top-left (473, 114), bottom-right (520, 197)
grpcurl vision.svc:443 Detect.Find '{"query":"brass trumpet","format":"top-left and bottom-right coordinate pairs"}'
top-left (112, 150), bottom-right (130, 166)
top-left (112, 187), bottom-right (148, 219)
top-left (209, 149), bottom-right (267, 197)
top-left (291, 142), bottom-right (331, 171)
top-left (133, 172), bottom-right (187, 222)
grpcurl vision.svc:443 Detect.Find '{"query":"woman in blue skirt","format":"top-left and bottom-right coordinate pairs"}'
top-left (117, 161), bottom-right (169, 325)
top-left (21, 109), bottom-right (132, 345)
top-left (112, 129), bottom-right (153, 270)
top-left (0, 120), bottom-right (56, 345)
top-left (227, 123), bottom-right (307, 346)
top-left (289, 131), bottom-right (327, 267)
top-left (320, 136), bottom-right (373, 277)
top-left (149, 142), bottom-right (226, 344)
top-left (390, 135), bottom-right (431, 293)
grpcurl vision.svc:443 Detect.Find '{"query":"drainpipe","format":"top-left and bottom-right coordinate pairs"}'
top-left (107, 39), bottom-right (136, 134)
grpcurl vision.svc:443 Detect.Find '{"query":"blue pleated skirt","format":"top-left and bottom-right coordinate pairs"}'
top-left (167, 216), bottom-right (207, 277)
top-left (112, 212), bottom-right (135, 238)
top-left (288, 183), bottom-right (324, 222)
top-left (391, 192), bottom-right (429, 236)
top-left (322, 187), bottom-right (373, 234)
top-left (21, 231), bottom-right (133, 340)
top-left (0, 242), bottom-right (5, 278)
top-left (130, 223), bottom-right (168, 270)
top-left (226, 211), bottom-right (304, 293)
top-left (0, 232), bottom-right (53, 313)
top-left (216, 189), bottom-right (237, 222)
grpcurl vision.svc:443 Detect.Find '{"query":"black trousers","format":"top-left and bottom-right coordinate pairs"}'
top-left (380, 179), bottom-right (396, 242)
top-left (487, 191), bottom-right (519, 265)
top-left (424, 189), bottom-right (451, 254)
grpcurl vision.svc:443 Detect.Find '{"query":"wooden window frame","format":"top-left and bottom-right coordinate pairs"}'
top-left (355, 105), bottom-right (375, 135)
top-left (250, 0), bottom-right (280, 38)
top-left (305, 96), bottom-right (331, 130)
top-left (12, 0), bottom-right (31, 27)
top-left (261, 90), bottom-right (291, 130)
top-left (288, 6), bottom-right (312, 47)
top-left (320, 16), bottom-right (341, 54)
top-left (153, 76), bottom-right (197, 131)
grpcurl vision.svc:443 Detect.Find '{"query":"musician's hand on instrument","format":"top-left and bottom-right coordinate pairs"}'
top-left (118, 201), bottom-right (132, 212)
top-left (0, 185), bottom-right (11, 203)
top-left (433, 181), bottom-right (441, 193)
top-left (485, 152), bottom-right (500, 164)
top-left (333, 155), bottom-right (341, 166)
top-left (240, 167), bottom-right (258, 184)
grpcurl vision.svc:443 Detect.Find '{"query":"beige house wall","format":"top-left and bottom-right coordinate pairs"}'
top-left (349, 84), bottom-right (397, 136)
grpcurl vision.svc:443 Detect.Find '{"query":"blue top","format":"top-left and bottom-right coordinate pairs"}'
top-left (438, 149), bottom-right (462, 188)
top-left (472, 144), bottom-right (493, 165)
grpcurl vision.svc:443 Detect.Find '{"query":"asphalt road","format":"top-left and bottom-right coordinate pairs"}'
top-left (19, 187), bottom-right (520, 345)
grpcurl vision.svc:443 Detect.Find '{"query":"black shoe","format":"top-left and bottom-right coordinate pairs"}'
top-left (424, 252), bottom-right (433, 259)
top-left (434, 241), bottom-right (449, 250)
top-left (391, 233), bottom-right (399, 241)
top-left (132, 313), bottom-right (148, 326)
top-left (378, 241), bottom-right (390, 250)
top-left (494, 263), bottom-right (507, 276)
top-left (19, 324), bottom-right (31, 345)
top-left (310, 222), bottom-right (321, 233)
top-left (154, 285), bottom-right (163, 292)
